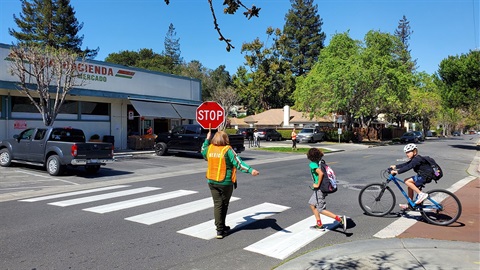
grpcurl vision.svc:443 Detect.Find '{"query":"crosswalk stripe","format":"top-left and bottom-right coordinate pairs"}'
top-left (244, 215), bottom-right (338, 260)
top-left (83, 190), bottom-right (198, 214)
top-left (19, 185), bottom-right (131, 202)
top-left (125, 197), bottom-right (241, 225)
top-left (48, 187), bottom-right (161, 207)
top-left (177, 202), bottom-right (290, 240)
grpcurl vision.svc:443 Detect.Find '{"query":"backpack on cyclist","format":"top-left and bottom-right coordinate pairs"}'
top-left (319, 160), bottom-right (338, 193)
top-left (421, 155), bottom-right (443, 182)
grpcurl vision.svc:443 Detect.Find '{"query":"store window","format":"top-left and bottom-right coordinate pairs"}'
top-left (80, 101), bottom-right (109, 120)
top-left (57, 100), bottom-right (79, 120)
top-left (11, 96), bottom-right (42, 119)
top-left (0, 96), bottom-right (3, 118)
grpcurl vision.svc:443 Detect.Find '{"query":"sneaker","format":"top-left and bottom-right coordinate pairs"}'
top-left (224, 226), bottom-right (231, 232)
top-left (399, 203), bottom-right (413, 211)
top-left (216, 231), bottom-right (227, 239)
top-left (340, 216), bottom-right (347, 232)
top-left (310, 225), bottom-right (327, 231)
top-left (415, 192), bottom-right (428, 204)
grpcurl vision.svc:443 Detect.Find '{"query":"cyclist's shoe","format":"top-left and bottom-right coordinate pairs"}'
top-left (310, 225), bottom-right (327, 231)
top-left (340, 215), bottom-right (347, 232)
top-left (415, 192), bottom-right (429, 204)
top-left (399, 204), bottom-right (414, 211)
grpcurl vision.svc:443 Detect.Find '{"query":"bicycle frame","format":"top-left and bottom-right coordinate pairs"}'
top-left (385, 173), bottom-right (443, 211)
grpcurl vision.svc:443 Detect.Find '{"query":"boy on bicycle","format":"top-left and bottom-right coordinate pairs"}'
top-left (306, 148), bottom-right (347, 231)
top-left (390, 143), bottom-right (431, 210)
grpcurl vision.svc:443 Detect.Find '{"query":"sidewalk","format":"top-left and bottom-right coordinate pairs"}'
top-left (274, 177), bottom-right (480, 270)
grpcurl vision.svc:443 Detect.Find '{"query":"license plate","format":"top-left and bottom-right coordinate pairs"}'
top-left (90, 159), bottom-right (99, 163)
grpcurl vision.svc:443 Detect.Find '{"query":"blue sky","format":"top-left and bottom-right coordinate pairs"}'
top-left (1, 0), bottom-right (478, 75)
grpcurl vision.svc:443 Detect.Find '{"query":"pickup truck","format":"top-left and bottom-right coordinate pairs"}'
top-left (0, 127), bottom-right (114, 176)
top-left (296, 127), bottom-right (325, 143)
top-left (154, 124), bottom-right (245, 156)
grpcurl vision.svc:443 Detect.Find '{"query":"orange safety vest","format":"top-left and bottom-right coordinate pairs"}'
top-left (206, 145), bottom-right (236, 183)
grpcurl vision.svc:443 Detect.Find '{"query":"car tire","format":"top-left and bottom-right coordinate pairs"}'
top-left (155, 142), bottom-right (168, 156)
top-left (0, 148), bottom-right (12, 167)
top-left (46, 155), bottom-right (64, 176)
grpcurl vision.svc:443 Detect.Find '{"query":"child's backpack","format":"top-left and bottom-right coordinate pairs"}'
top-left (421, 155), bottom-right (443, 182)
top-left (319, 160), bottom-right (338, 193)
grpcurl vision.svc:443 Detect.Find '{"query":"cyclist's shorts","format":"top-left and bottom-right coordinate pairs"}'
top-left (411, 175), bottom-right (426, 186)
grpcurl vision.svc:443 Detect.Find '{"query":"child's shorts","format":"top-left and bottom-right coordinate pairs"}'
top-left (409, 175), bottom-right (426, 186)
top-left (309, 190), bottom-right (326, 211)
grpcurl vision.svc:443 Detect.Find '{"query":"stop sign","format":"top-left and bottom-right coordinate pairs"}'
top-left (196, 101), bottom-right (225, 129)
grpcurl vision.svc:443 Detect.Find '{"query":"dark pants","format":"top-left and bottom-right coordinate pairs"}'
top-left (208, 183), bottom-right (234, 232)
top-left (292, 139), bottom-right (297, 149)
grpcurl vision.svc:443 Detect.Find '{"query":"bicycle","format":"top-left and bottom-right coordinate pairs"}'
top-left (358, 168), bottom-right (462, 226)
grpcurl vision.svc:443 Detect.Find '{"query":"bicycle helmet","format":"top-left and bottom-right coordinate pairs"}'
top-left (404, 143), bottom-right (417, 153)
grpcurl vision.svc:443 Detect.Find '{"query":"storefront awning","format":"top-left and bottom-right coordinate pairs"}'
top-left (172, 104), bottom-right (197, 119)
top-left (130, 100), bottom-right (180, 119)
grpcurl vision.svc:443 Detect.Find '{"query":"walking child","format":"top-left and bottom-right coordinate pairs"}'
top-left (306, 148), bottom-right (347, 231)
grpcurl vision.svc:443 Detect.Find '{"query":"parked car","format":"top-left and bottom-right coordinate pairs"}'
top-left (0, 127), bottom-right (114, 175)
top-left (452, 131), bottom-right (461, 136)
top-left (254, 128), bottom-right (282, 141)
top-left (400, 132), bottom-right (419, 143)
top-left (237, 128), bottom-right (254, 140)
top-left (413, 131), bottom-right (424, 141)
top-left (296, 128), bottom-right (325, 143)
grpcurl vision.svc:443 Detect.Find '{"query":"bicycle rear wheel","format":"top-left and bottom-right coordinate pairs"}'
top-left (358, 183), bottom-right (396, 216)
top-left (420, 189), bottom-right (462, 226)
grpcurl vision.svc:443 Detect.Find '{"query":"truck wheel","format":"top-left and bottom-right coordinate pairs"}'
top-left (46, 155), bottom-right (64, 176)
top-left (0, 149), bottom-right (12, 167)
top-left (85, 165), bottom-right (101, 174)
top-left (155, 142), bottom-right (168, 156)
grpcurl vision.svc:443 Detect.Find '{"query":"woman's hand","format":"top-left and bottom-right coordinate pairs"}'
top-left (251, 169), bottom-right (259, 176)
top-left (206, 125), bottom-right (212, 140)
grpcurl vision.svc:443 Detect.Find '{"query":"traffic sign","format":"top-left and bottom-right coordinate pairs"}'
top-left (196, 101), bottom-right (225, 129)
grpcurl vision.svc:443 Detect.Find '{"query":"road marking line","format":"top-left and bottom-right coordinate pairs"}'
top-left (14, 170), bottom-right (79, 185)
top-left (244, 215), bottom-right (337, 260)
top-left (177, 202), bottom-right (290, 239)
top-left (125, 197), bottom-right (240, 225)
top-left (19, 185), bottom-right (130, 202)
top-left (83, 190), bottom-right (197, 213)
top-left (48, 187), bottom-right (160, 207)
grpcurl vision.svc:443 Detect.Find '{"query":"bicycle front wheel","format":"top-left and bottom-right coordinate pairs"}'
top-left (420, 189), bottom-right (462, 226)
top-left (358, 183), bottom-right (396, 217)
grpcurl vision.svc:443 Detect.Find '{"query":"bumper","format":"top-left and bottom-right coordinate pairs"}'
top-left (297, 137), bottom-right (312, 143)
top-left (71, 158), bottom-right (115, 165)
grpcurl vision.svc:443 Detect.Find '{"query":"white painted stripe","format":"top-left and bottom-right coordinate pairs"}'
top-left (48, 187), bottom-right (160, 207)
top-left (177, 202), bottom-right (290, 239)
top-left (374, 176), bottom-right (476, 238)
top-left (83, 190), bottom-right (197, 213)
top-left (244, 215), bottom-right (338, 260)
top-left (19, 185), bottom-right (130, 202)
top-left (125, 197), bottom-right (240, 225)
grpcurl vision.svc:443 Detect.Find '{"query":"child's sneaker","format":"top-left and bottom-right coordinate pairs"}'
top-left (415, 192), bottom-right (428, 204)
top-left (310, 225), bottom-right (327, 231)
top-left (340, 216), bottom-right (347, 232)
top-left (399, 204), bottom-right (413, 211)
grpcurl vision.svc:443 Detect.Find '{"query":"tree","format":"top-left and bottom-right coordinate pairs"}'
top-left (211, 86), bottom-right (239, 130)
top-left (294, 31), bottom-right (412, 131)
top-left (9, 0), bottom-right (98, 58)
top-left (164, 23), bottom-right (183, 68)
top-left (105, 49), bottom-right (176, 74)
top-left (279, 0), bottom-right (325, 76)
top-left (163, 0), bottom-right (261, 51)
top-left (240, 28), bottom-right (295, 112)
top-left (8, 45), bottom-right (85, 126)
top-left (394, 15), bottom-right (416, 72)
top-left (436, 50), bottom-right (480, 118)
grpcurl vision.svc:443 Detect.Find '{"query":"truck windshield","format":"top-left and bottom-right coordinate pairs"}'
top-left (50, 129), bottom-right (86, 143)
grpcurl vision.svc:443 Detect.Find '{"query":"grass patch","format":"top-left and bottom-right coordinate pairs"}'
top-left (251, 147), bottom-right (331, 154)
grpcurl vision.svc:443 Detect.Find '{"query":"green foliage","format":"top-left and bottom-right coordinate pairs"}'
top-left (9, 0), bottom-right (98, 58)
top-left (280, 0), bottom-right (326, 76)
top-left (436, 50), bottom-right (480, 119)
top-left (323, 129), bottom-right (354, 142)
top-left (278, 129), bottom-right (293, 140)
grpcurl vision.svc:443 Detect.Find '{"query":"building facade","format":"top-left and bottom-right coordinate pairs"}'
top-left (0, 44), bottom-right (202, 149)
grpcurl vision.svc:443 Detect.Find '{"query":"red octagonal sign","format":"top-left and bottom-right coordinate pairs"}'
top-left (196, 101), bottom-right (225, 129)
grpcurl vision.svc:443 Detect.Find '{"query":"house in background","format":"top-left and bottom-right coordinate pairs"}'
top-left (230, 105), bottom-right (333, 129)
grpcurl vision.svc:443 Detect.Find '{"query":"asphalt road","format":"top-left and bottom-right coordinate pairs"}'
top-left (0, 135), bottom-right (477, 269)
